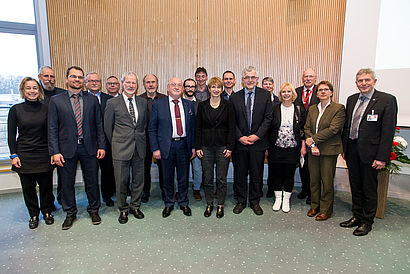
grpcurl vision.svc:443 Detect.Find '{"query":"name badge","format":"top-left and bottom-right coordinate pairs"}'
top-left (367, 114), bottom-right (378, 122)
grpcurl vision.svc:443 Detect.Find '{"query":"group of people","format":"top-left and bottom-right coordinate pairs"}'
top-left (8, 65), bottom-right (397, 237)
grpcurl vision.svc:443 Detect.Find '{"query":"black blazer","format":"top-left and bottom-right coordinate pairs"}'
top-left (295, 85), bottom-right (319, 113)
top-left (100, 92), bottom-right (113, 114)
top-left (195, 99), bottom-right (236, 151)
top-left (48, 90), bottom-right (106, 158)
top-left (270, 103), bottom-right (306, 147)
top-left (343, 89), bottom-right (397, 164)
top-left (230, 87), bottom-right (273, 151)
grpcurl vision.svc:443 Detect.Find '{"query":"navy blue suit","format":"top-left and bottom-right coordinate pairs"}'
top-left (48, 90), bottom-right (106, 216)
top-left (148, 97), bottom-right (195, 207)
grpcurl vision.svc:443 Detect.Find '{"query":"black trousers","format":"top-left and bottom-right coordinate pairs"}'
top-left (272, 162), bottom-right (297, 192)
top-left (98, 146), bottom-right (116, 201)
top-left (299, 154), bottom-right (311, 196)
top-left (202, 146), bottom-right (230, 205)
top-left (58, 144), bottom-right (100, 217)
top-left (233, 149), bottom-right (265, 206)
top-left (143, 149), bottom-right (164, 199)
top-left (18, 171), bottom-right (54, 217)
top-left (346, 140), bottom-right (379, 225)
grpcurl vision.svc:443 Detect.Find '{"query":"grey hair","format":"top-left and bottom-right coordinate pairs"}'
top-left (121, 71), bottom-right (138, 83)
top-left (356, 68), bottom-right (376, 79)
top-left (38, 65), bottom-right (53, 75)
top-left (242, 66), bottom-right (257, 78)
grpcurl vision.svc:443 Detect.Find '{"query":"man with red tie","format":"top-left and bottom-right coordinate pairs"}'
top-left (148, 77), bottom-right (196, 218)
top-left (295, 68), bottom-right (319, 205)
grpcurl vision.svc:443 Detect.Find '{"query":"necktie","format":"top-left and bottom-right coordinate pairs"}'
top-left (349, 96), bottom-right (366, 139)
top-left (303, 89), bottom-right (311, 111)
top-left (73, 94), bottom-right (82, 137)
top-left (128, 97), bottom-right (136, 125)
top-left (173, 99), bottom-right (183, 136)
top-left (246, 92), bottom-right (252, 132)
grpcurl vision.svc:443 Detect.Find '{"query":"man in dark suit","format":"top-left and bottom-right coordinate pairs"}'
top-left (104, 72), bottom-right (148, 224)
top-left (230, 66), bottom-right (272, 215)
top-left (221, 70), bottom-right (236, 101)
top-left (38, 66), bottom-right (66, 207)
top-left (48, 66), bottom-right (106, 230)
top-left (341, 68), bottom-right (397, 236)
top-left (294, 68), bottom-right (319, 204)
top-left (85, 72), bottom-right (116, 207)
top-left (149, 77), bottom-right (196, 218)
top-left (139, 74), bottom-right (166, 203)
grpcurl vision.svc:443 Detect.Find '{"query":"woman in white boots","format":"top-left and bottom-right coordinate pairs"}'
top-left (269, 82), bottom-right (306, 213)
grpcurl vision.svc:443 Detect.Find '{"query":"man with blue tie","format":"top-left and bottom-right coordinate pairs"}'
top-left (230, 66), bottom-right (273, 215)
top-left (148, 77), bottom-right (196, 218)
top-left (48, 66), bottom-right (106, 230)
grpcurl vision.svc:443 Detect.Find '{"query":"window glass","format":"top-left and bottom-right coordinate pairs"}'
top-left (0, 0), bottom-right (35, 24)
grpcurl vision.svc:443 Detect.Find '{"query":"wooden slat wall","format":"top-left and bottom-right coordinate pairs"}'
top-left (46, 0), bottom-right (346, 100)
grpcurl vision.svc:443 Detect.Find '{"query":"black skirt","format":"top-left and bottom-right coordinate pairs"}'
top-left (270, 146), bottom-right (300, 165)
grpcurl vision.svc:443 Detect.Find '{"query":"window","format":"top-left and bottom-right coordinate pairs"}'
top-left (0, 0), bottom-right (50, 160)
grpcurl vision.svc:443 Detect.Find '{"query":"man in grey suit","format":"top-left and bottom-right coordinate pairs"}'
top-left (104, 71), bottom-right (148, 224)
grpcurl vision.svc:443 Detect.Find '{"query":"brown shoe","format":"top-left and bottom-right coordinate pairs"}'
top-left (315, 213), bottom-right (331, 221)
top-left (307, 208), bottom-right (319, 217)
top-left (193, 190), bottom-right (202, 201)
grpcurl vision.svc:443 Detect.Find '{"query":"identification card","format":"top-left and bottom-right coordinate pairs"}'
top-left (367, 114), bottom-right (378, 122)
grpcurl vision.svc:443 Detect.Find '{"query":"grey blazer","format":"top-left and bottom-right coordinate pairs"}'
top-left (104, 94), bottom-right (148, 161)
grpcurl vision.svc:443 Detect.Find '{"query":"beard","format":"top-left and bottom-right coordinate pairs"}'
top-left (124, 89), bottom-right (136, 95)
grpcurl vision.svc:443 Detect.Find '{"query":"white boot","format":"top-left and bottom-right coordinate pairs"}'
top-left (272, 191), bottom-right (283, 211)
top-left (282, 191), bottom-right (292, 213)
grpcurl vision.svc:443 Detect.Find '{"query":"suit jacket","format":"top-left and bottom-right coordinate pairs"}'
top-left (304, 101), bottom-right (345, 155)
top-left (270, 103), bottom-right (306, 147)
top-left (148, 97), bottom-right (195, 159)
top-left (295, 85), bottom-right (319, 113)
top-left (195, 98), bottom-right (236, 151)
top-left (48, 90), bottom-right (106, 158)
top-left (42, 86), bottom-right (65, 105)
top-left (99, 92), bottom-right (113, 115)
top-left (104, 94), bottom-right (147, 161)
top-left (230, 87), bottom-right (273, 151)
top-left (342, 89), bottom-right (397, 164)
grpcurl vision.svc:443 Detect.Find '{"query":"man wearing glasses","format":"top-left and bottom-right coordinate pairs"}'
top-left (230, 66), bottom-right (272, 216)
top-left (85, 73), bottom-right (116, 207)
top-left (105, 76), bottom-right (121, 97)
top-left (48, 66), bottom-right (106, 230)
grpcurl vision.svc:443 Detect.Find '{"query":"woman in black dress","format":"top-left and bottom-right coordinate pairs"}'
top-left (195, 77), bottom-right (235, 218)
top-left (269, 82), bottom-right (306, 213)
top-left (8, 77), bottom-right (55, 229)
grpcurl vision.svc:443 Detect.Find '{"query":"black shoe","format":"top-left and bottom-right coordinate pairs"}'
top-left (233, 203), bottom-right (246, 214)
top-left (118, 211), bottom-right (128, 224)
top-left (353, 223), bottom-right (372, 236)
top-left (62, 215), bottom-right (76, 230)
top-left (251, 204), bottom-right (264, 215)
top-left (162, 207), bottom-right (173, 218)
top-left (216, 206), bottom-right (224, 218)
top-left (29, 216), bottom-right (39, 229)
top-left (340, 217), bottom-right (362, 228)
top-left (266, 190), bottom-right (274, 198)
top-left (130, 208), bottom-right (145, 219)
top-left (297, 191), bottom-right (308, 199)
top-left (90, 212), bottom-right (101, 225)
top-left (306, 197), bottom-right (311, 205)
top-left (44, 213), bottom-right (54, 225)
top-left (180, 206), bottom-right (192, 216)
top-left (104, 198), bottom-right (114, 207)
top-left (204, 205), bottom-right (214, 217)
top-left (141, 193), bottom-right (149, 203)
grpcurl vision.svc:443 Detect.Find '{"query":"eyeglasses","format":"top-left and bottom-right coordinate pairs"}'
top-left (107, 82), bottom-right (119, 86)
top-left (169, 83), bottom-right (183, 88)
top-left (86, 80), bottom-right (101, 83)
top-left (40, 74), bottom-right (55, 79)
top-left (184, 85), bottom-right (196, 89)
top-left (68, 75), bottom-right (84, 80)
top-left (318, 88), bottom-right (330, 92)
top-left (243, 76), bottom-right (258, 81)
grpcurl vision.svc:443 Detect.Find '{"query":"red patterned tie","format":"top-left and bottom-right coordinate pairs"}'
top-left (73, 94), bottom-right (82, 136)
top-left (304, 89), bottom-right (311, 111)
top-left (173, 100), bottom-right (183, 136)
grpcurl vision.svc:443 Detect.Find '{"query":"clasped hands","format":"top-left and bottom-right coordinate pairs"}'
top-left (239, 134), bottom-right (260, 145)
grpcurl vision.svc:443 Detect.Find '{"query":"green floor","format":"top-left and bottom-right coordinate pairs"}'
top-left (0, 183), bottom-right (409, 273)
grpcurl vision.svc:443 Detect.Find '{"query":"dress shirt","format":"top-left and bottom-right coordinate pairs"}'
top-left (168, 96), bottom-right (186, 138)
top-left (122, 92), bottom-right (138, 124)
top-left (349, 89), bottom-right (374, 136)
top-left (244, 87), bottom-right (255, 119)
top-left (315, 100), bottom-right (331, 134)
top-left (88, 90), bottom-right (101, 103)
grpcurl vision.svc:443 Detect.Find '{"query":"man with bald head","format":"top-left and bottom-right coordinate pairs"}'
top-left (148, 77), bottom-right (196, 218)
top-left (139, 74), bottom-right (166, 202)
top-left (295, 68), bottom-right (319, 205)
top-left (85, 72), bottom-right (116, 207)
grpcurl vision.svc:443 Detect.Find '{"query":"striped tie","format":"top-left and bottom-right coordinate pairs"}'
top-left (73, 94), bottom-right (82, 137)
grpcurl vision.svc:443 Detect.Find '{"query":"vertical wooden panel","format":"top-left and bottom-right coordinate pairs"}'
top-left (46, 0), bottom-right (346, 100)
